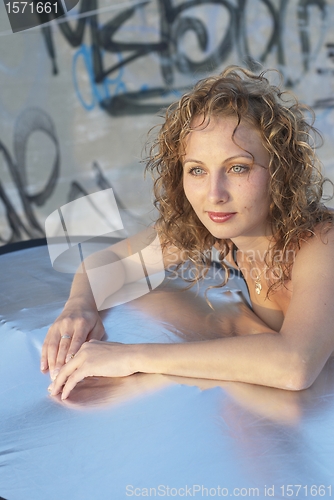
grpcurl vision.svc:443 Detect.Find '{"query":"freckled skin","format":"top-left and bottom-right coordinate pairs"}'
top-left (183, 116), bottom-right (271, 246)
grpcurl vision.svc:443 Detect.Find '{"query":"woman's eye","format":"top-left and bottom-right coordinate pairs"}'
top-left (231, 165), bottom-right (248, 174)
top-left (189, 167), bottom-right (205, 176)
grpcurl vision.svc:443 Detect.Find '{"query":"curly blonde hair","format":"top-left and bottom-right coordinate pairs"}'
top-left (145, 66), bottom-right (333, 296)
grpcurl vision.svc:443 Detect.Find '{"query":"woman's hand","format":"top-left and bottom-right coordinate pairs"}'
top-left (48, 340), bottom-right (139, 400)
top-left (41, 300), bottom-right (105, 380)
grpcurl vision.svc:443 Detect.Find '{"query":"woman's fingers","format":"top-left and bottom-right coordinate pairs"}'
top-left (48, 321), bottom-right (76, 378)
top-left (60, 369), bottom-right (84, 401)
top-left (54, 318), bottom-right (89, 372)
top-left (43, 326), bottom-right (61, 375)
top-left (41, 310), bottom-right (105, 378)
top-left (40, 332), bottom-right (51, 372)
top-left (53, 334), bottom-right (73, 376)
top-left (49, 356), bottom-right (83, 399)
top-left (63, 336), bottom-right (84, 365)
top-left (63, 321), bottom-right (104, 364)
top-left (48, 341), bottom-right (135, 400)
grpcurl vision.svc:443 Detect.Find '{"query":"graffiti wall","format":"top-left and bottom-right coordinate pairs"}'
top-left (0, 0), bottom-right (333, 245)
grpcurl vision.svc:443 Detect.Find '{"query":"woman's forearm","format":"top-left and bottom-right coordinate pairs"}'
top-left (66, 227), bottom-right (185, 311)
top-left (66, 248), bottom-right (126, 310)
top-left (134, 332), bottom-right (311, 391)
top-left (49, 326), bottom-right (317, 399)
top-left (66, 268), bottom-right (97, 308)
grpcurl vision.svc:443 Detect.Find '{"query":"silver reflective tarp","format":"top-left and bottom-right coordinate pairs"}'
top-left (1, 245), bottom-right (334, 500)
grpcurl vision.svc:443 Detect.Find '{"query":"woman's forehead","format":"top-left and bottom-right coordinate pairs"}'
top-left (186, 115), bottom-right (264, 148)
top-left (183, 114), bottom-right (270, 167)
top-left (190, 113), bottom-right (255, 131)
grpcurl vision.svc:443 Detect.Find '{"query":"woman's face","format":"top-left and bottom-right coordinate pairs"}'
top-left (182, 115), bottom-right (271, 243)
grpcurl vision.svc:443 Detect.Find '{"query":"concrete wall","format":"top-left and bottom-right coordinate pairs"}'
top-left (0, 0), bottom-right (333, 244)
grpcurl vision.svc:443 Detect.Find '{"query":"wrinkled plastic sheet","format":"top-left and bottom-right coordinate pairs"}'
top-left (1, 245), bottom-right (334, 500)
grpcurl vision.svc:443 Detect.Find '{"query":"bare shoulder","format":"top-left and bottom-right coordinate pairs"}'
top-left (291, 220), bottom-right (334, 286)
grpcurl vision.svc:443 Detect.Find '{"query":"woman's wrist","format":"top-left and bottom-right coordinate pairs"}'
top-left (128, 343), bottom-right (159, 375)
top-left (64, 295), bottom-right (98, 313)
top-left (131, 343), bottom-right (172, 376)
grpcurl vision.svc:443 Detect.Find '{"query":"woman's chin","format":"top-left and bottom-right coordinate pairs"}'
top-left (205, 225), bottom-right (238, 240)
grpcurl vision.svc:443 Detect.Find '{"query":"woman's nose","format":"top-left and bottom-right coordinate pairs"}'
top-left (206, 175), bottom-right (229, 204)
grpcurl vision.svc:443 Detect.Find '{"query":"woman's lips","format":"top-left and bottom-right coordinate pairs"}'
top-left (207, 212), bottom-right (236, 223)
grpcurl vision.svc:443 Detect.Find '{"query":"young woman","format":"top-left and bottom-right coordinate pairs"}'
top-left (43, 66), bottom-right (334, 400)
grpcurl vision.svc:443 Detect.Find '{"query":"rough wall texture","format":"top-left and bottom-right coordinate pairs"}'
top-left (0, 0), bottom-right (333, 245)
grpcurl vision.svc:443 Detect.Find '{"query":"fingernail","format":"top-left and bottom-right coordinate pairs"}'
top-left (48, 383), bottom-right (53, 392)
top-left (40, 362), bottom-right (45, 371)
top-left (51, 369), bottom-right (59, 381)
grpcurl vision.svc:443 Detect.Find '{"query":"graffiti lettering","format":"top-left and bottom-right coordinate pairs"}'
top-left (41, 0), bottom-right (329, 115)
top-left (0, 108), bottom-right (60, 243)
top-left (0, 108), bottom-right (124, 244)
top-left (316, 42), bottom-right (334, 76)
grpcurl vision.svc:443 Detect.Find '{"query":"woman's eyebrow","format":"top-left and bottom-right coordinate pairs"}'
top-left (183, 158), bottom-right (205, 165)
top-left (183, 154), bottom-right (253, 166)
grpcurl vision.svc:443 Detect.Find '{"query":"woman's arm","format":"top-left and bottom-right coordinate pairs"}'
top-left (41, 252), bottom-right (121, 378)
top-left (49, 226), bottom-right (334, 398)
top-left (146, 227), bottom-right (334, 390)
top-left (42, 228), bottom-right (185, 378)
top-left (48, 329), bottom-right (299, 399)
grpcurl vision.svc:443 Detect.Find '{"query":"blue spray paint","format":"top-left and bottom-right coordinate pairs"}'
top-left (72, 44), bottom-right (127, 110)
